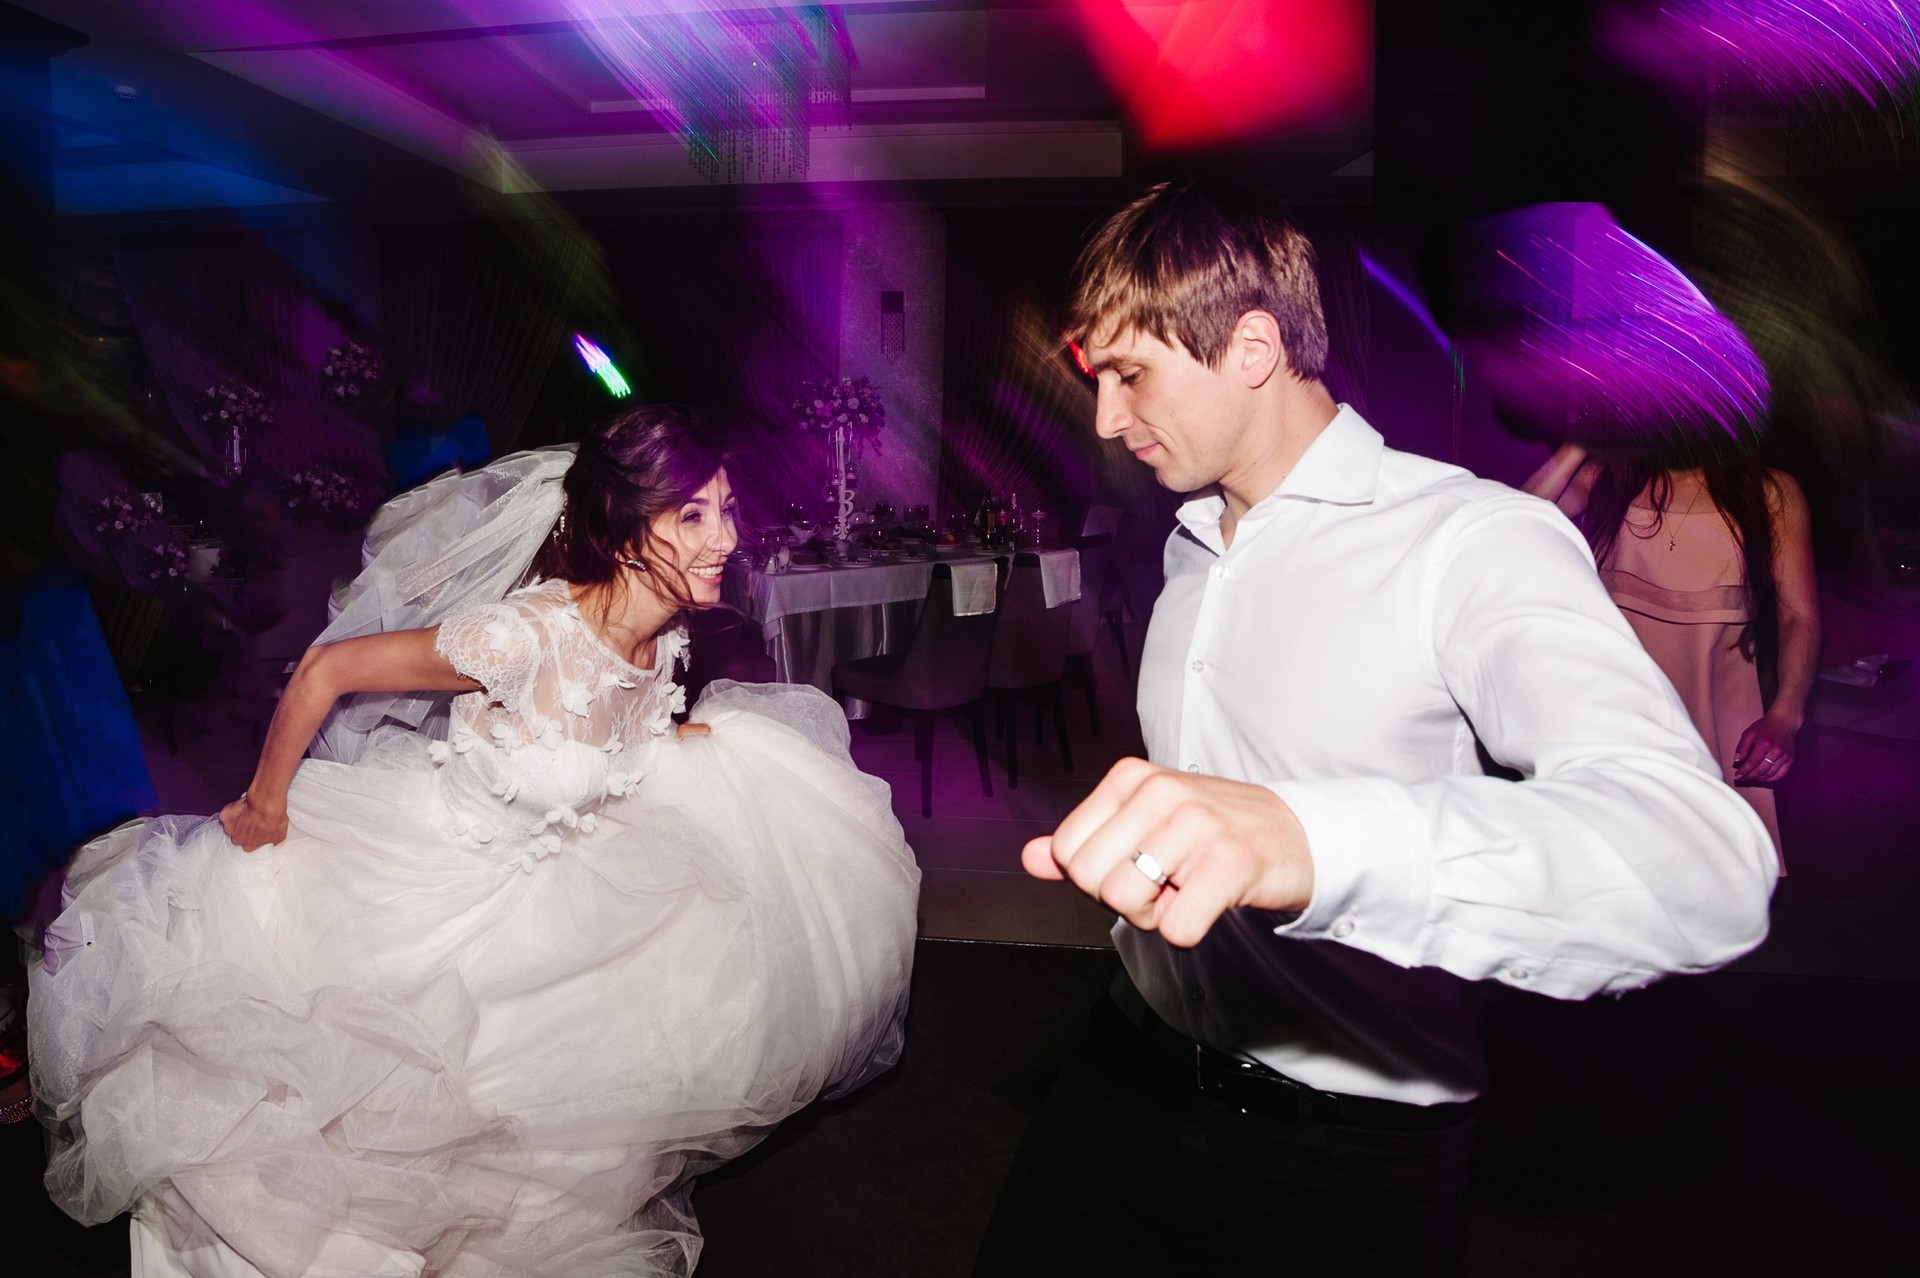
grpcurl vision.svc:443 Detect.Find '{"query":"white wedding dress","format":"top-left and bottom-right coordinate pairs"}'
top-left (29, 578), bottom-right (920, 1278)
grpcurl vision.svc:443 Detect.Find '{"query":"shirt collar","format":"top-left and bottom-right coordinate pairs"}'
top-left (1174, 405), bottom-right (1384, 539)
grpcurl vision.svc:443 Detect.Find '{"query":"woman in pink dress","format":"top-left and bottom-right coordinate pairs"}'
top-left (1526, 437), bottom-right (1819, 866)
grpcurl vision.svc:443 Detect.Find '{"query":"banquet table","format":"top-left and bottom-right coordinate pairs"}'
top-left (731, 546), bottom-right (1081, 716)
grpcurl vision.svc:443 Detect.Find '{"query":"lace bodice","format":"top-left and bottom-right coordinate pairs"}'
top-left (429, 578), bottom-right (688, 871)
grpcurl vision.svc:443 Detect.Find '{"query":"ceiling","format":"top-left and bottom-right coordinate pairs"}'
top-left (28, 1), bottom-right (1373, 213)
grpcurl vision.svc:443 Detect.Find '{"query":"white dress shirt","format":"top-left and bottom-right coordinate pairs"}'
top-left (1120, 407), bottom-right (1776, 1105)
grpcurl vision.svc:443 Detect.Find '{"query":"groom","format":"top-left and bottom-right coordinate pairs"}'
top-left (973, 182), bottom-right (1776, 1275)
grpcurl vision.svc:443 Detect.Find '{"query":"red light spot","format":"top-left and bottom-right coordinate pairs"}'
top-left (1071, 0), bottom-right (1370, 150)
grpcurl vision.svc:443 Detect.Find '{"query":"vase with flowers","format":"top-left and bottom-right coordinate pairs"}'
top-left (196, 383), bottom-right (273, 477)
top-left (791, 375), bottom-right (885, 540)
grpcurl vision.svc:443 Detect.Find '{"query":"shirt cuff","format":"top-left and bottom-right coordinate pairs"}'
top-left (1262, 776), bottom-right (1435, 967)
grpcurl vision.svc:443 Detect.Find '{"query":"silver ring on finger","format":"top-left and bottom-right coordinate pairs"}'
top-left (1130, 848), bottom-right (1171, 889)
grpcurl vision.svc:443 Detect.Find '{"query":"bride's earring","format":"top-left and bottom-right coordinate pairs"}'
top-left (618, 555), bottom-right (649, 573)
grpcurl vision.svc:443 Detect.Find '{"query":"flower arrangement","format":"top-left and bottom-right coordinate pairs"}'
top-left (793, 375), bottom-right (885, 444)
top-left (793, 376), bottom-right (885, 539)
top-left (92, 492), bottom-right (156, 537)
top-left (284, 464), bottom-right (367, 522)
top-left (198, 382), bottom-right (273, 432)
top-left (144, 537), bottom-right (191, 584)
top-left (322, 340), bottom-right (380, 400)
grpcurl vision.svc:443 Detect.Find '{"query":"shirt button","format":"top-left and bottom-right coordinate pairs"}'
top-left (1186, 763), bottom-right (1201, 773)
top-left (1187, 986), bottom-right (1206, 1004)
top-left (1506, 965), bottom-right (1533, 983)
top-left (1330, 912), bottom-right (1357, 940)
top-left (1190, 659), bottom-right (1205, 672)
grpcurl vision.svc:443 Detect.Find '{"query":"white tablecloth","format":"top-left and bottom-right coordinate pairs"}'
top-left (1032, 547), bottom-right (1081, 609)
top-left (736, 549), bottom-right (1080, 715)
top-left (749, 554), bottom-right (1005, 637)
top-left (747, 549), bottom-right (1083, 635)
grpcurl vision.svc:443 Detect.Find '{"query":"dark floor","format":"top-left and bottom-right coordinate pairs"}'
top-left (7, 603), bottom-right (1919, 1274)
top-left (698, 945), bottom-right (1920, 1278)
top-left (10, 942), bottom-right (1915, 1277)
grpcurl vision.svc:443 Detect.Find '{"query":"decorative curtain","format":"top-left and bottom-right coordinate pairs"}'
top-left (378, 220), bottom-right (593, 457)
top-left (937, 207), bottom-right (1107, 528)
top-left (1302, 209), bottom-right (1373, 419)
top-left (577, 208), bottom-right (843, 523)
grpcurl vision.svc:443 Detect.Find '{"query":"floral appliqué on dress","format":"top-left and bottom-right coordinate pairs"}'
top-left (430, 579), bottom-right (689, 873)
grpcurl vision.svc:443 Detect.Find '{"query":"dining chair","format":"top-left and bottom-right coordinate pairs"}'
top-left (1064, 532), bottom-right (1114, 735)
top-left (986, 553), bottom-right (1075, 789)
top-left (1077, 507), bottom-right (1134, 678)
top-left (831, 564), bottom-right (998, 818)
top-left (1080, 504), bottom-right (1123, 539)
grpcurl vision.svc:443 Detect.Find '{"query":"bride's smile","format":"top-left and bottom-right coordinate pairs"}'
top-left (648, 469), bottom-right (739, 605)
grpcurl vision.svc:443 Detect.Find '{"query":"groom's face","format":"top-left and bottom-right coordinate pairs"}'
top-left (1081, 325), bottom-right (1245, 495)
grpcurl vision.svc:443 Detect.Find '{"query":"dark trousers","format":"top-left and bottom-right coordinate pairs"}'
top-left (973, 998), bottom-right (1477, 1277)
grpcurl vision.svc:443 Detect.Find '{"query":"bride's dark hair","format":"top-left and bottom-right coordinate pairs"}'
top-left (530, 405), bottom-right (728, 616)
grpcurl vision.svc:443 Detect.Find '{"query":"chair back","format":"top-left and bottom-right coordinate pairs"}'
top-left (1066, 534), bottom-right (1113, 656)
top-left (865, 564), bottom-right (999, 711)
top-left (988, 554), bottom-right (1074, 689)
top-left (1081, 504), bottom-right (1123, 539)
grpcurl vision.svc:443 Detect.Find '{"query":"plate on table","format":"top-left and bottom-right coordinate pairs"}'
top-left (785, 561), bottom-right (829, 573)
top-left (931, 543), bottom-right (976, 557)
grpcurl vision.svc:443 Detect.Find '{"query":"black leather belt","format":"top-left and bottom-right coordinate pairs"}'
top-left (1106, 976), bottom-right (1475, 1133)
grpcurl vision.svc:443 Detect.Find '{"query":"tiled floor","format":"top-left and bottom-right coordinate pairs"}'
top-left (844, 640), bottom-right (1145, 949)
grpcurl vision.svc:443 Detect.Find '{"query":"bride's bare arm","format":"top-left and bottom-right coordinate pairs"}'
top-left (221, 629), bottom-right (481, 851)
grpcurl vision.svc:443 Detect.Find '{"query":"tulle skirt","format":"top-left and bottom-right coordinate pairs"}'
top-left (28, 682), bottom-right (920, 1277)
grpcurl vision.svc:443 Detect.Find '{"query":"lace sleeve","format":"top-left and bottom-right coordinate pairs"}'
top-left (433, 603), bottom-right (541, 714)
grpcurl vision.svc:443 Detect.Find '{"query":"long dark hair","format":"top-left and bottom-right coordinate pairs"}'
top-left (1582, 429), bottom-right (1780, 664)
top-left (529, 405), bottom-right (728, 620)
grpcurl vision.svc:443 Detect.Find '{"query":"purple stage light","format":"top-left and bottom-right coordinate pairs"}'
top-left (1358, 251), bottom-right (1454, 359)
top-left (1633, 1), bottom-right (1920, 109)
top-left (1456, 204), bottom-right (1769, 449)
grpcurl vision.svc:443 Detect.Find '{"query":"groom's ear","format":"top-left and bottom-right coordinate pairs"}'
top-left (1233, 310), bottom-right (1284, 388)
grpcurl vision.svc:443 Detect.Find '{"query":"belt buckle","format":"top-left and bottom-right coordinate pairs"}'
top-left (1194, 1044), bottom-right (1318, 1122)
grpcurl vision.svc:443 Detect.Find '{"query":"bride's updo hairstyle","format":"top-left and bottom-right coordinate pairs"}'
top-left (531, 404), bottom-right (728, 615)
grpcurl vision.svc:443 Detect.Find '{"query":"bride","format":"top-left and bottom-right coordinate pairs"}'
top-left (27, 407), bottom-right (921, 1277)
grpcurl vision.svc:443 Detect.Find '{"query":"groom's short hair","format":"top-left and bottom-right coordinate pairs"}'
top-left (1068, 181), bottom-right (1329, 381)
